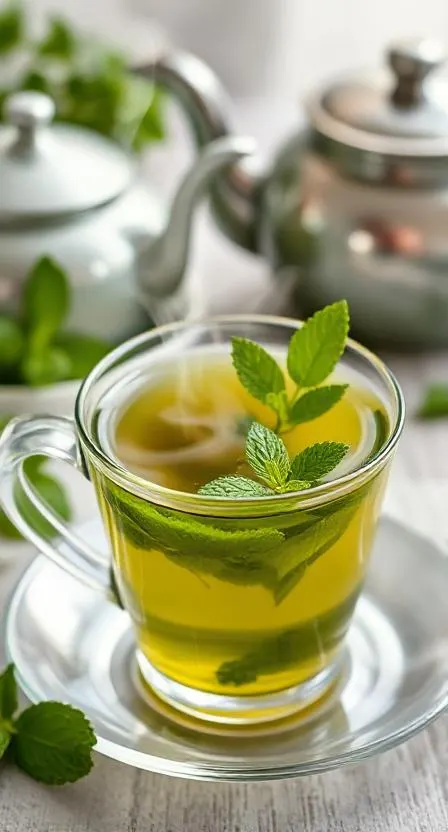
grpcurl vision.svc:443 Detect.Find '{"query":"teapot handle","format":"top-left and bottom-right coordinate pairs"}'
top-left (133, 51), bottom-right (260, 253)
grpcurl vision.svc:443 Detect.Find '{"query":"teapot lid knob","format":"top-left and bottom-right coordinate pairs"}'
top-left (4, 92), bottom-right (56, 156)
top-left (388, 38), bottom-right (446, 106)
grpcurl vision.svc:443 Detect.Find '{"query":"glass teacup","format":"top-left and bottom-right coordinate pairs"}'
top-left (0, 316), bottom-right (404, 725)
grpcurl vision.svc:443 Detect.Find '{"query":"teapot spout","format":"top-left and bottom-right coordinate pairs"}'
top-left (136, 52), bottom-right (261, 253)
top-left (137, 136), bottom-right (255, 309)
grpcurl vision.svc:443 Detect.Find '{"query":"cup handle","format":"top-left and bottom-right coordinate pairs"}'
top-left (0, 414), bottom-right (112, 598)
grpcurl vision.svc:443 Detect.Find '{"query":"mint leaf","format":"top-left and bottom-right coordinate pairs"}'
top-left (281, 479), bottom-right (311, 492)
top-left (0, 729), bottom-right (11, 760)
top-left (266, 390), bottom-right (290, 423)
top-left (246, 423), bottom-right (290, 488)
top-left (231, 337), bottom-right (285, 404)
top-left (55, 333), bottom-right (110, 379)
top-left (418, 384), bottom-right (448, 419)
top-left (14, 702), bottom-right (96, 785)
top-left (0, 5), bottom-right (22, 54)
top-left (290, 442), bottom-right (349, 483)
top-left (23, 257), bottom-right (69, 352)
top-left (290, 385), bottom-right (348, 424)
top-left (0, 460), bottom-right (72, 541)
top-left (217, 589), bottom-right (359, 686)
top-left (0, 317), bottom-right (25, 369)
top-left (131, 87), bottom-right (166, 150)
top-left (287, 300), bottom-right (349, 387)
top-left (38, 17), bottom-right (76, 59)
top-left (21, 345), bottom-right (71, 386)
top-left (199, 477), bottom-right (274, 497)
top-left (0, 664), bottom-right (18, 720)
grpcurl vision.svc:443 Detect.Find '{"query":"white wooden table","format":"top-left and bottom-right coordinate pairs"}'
top-left (1, 97), bottom-right (448, 831)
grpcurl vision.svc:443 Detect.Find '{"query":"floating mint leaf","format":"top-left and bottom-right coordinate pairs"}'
top-left (290, 442), bottom-right (349, 483)
top-left (231, 337), bottom-right (285, 404)
top-left (14, 702), bottom-right (96, 785)
top-left (418, 384), bottom-right (448, 419)
top-left (199, 477), bottom-right (274, 498)
top-left (287, 300), bottom-right (349, 388)
top-left (246, 423), bottom-right (290, 489)
top-left (290, 385), bottom-right (348, 425)
top-left (281, 479), bottom-right (311, 492)
top-left (0, 664), bottom-right (18, 721)
top-left (23, 257), bottom-right (69, 352)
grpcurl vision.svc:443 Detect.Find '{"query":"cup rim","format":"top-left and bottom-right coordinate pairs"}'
top-left (75, 314), bottom-right (405, 515)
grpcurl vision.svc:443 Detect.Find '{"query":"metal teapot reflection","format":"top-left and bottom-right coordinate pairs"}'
top-left (0, 90), bottom-right (252, 341)
top-left (153, 40), bottom-right (448, 346)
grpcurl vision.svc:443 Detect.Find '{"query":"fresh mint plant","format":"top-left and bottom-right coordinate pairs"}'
top-left (0, 664), bottom-right (96, 785)
top-left (231, 300), bottom-right (349, 434)
top-left (417, 384), bottom-right (448, 419)
top-left (0, 5), bottom-right (166, 151)
top-left (0, 255), bottom-right (111, 387)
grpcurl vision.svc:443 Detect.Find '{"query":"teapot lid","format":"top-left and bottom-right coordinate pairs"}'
top-left (310, 39), bottom-right (448, 157)
top-left (0, 91), bottom-right (133, 223)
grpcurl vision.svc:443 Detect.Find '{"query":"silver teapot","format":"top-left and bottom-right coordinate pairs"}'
top-left (155, 40), bottom-right (448, 347)
top-left (0, 88), bottom-right (251, 342)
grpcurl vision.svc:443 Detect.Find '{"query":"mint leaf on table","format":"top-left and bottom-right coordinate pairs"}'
top-left (0, 664), bottom-right (18, 721)
top-left (290, 442), bottom-right (349, 483)
top-left (199, 477), bottom-right (274, 497)
top-left (231, 337), bottom-right (285, 404)
top-left (290, 385), bottom-right (348, 425)
top-left (23, 257), bottom-right (69, 353)
top-left (55, 333), bottom-right (111, 380)
top-left (0, 5), bottom-right (22, 54)
top-left (245, 422), bottom-right (290, 489)
top-left (287, 300), bottom-right (349, 387)
top-left (417, 384), bottom-right (448, 419)
top-left (14, 702), bottom-right (95, 785)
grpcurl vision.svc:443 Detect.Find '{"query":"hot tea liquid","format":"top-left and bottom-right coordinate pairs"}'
top-left (96, 353), bottom-right (389, 701)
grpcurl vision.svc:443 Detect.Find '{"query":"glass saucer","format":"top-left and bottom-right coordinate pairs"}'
top-left (4, 516), bottom-right (448, 782)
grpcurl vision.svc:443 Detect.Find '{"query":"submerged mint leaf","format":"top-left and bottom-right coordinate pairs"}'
top-left (199, 477), bottom-right (274, 498)
top-left (217, 589), bottom-right (359, 686)
top-left (290, 442), bottom-right (349, 483)
top-left (231, 337), bottom-right (285, 404)
top-left (0, 664), bottom-right (18, 721)
top-left (290, 385), bottom-right (348, 425)
top-left (14, 701), bottom-right (96, 785)
top-left (418, 384), bottom-right (448, 419)
top-left (246, 423), bottom-right (290, 489)
top-left (287, 300), bottom-right (349, 388)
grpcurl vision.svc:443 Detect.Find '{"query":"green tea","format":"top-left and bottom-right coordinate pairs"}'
top-left (95, 353), bottom-right (389, 701)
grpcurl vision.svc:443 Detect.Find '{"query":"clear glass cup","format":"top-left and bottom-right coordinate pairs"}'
top-left (0, 316), bottom-right (404, 725)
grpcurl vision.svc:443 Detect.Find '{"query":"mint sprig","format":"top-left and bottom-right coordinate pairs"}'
top-left (0, 664), bottom-right (96, 784)
top-left (199, 423), bottom-right (349, 497)
top-left (231, 300), bottom-right (349, 433)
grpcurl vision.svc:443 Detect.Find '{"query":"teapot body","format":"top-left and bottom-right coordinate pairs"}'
top-left (261, 133), bottom-right (448, 347)
top-left (0, 180), bottom-right (164, 343)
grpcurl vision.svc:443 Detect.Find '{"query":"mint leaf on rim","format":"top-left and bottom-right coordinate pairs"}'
top-left (287, 300), bottom-right (349, 388)
top-left (290, 442), bottom-right (349, 483)
top-left (231, 337), bottom-right (285, 404)
top-left (290, 385), bottom-right (348, 425)
top-left (199, 477), bottom-right (274, 498)
top-left (246, 423), bottom-right (290, 489)
top-left (14, 701), bottom-right (96, 785)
